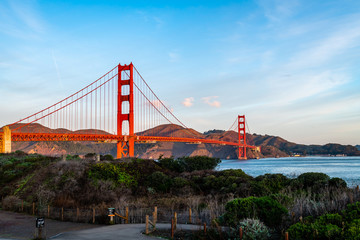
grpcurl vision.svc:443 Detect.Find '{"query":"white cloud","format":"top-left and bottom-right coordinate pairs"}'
top-left (150, 99), bottom-right (162, 109)
top-left (8, 0), bottom-right (44, 33)
top-left (182, 97), bottom-right (194, 107)
top-left (0, 0), bottom-right (45, 39)
top-left (287, 22), bottom-right (360, 70)
top-left (256, 0), bottom-right (300, 22)
top-left (202, 96), bottom-right (221, 108)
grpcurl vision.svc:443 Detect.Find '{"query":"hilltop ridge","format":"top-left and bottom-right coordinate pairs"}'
top-left (3, 123), bottom-right (360, 158)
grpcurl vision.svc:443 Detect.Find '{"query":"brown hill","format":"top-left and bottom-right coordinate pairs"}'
top-left (3, 123), bottom-right (359, 158)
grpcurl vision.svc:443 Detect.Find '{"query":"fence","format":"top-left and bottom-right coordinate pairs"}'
top-left (1, 200), bottom-right (224, 225)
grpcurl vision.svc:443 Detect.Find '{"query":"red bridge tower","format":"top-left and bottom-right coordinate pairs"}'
top-left (117, 63), bottom-right (134, 158)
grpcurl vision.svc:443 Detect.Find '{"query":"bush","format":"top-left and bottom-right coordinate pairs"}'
top-left (345, 219), bottom-right (360, 239)
top-left (88, 163), bottom-right (137, 188)
top-left (287, 222), bottom-right (313, 240)
top-left (343, 201), bottom-right (360, 222)
top-left (158, 156), bottom-right (220, 173)
top-left (179, 156), bottom-right (221, 172)
top-left (288, 214), bottom-right (343, 240)
top-left (329, 177), bottom-right (347, 188)
top-left (158, 157), bottom-right (185, 172)
top-left (172, 177), bottom-right (189, 189)
top-left (101, 154), bottom-right (114, 161)
top-left (223, 196), bottom-right (288, 228)
top-left (253, 174), bottom-right (290, 196)
top-left (146, 171), bottom-right (173, 193)
top-left (288, 203), bottom-right (360, 240)
top-left (296, 172), bottom-right (330, 188)
top-left (238, 218), bottom-right (270, 240)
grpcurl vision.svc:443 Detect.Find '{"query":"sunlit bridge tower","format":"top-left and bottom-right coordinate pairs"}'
top-left (117, 63), bottom-right (134, 158)
top-left (238, 115), bottom-right (246, 159)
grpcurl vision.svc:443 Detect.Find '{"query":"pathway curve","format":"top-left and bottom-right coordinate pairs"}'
top-left (0, 210), bottom-right (200, 240)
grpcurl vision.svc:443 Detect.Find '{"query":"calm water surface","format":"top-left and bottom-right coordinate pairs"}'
top-left (218, 156), bottom-right (360, 186)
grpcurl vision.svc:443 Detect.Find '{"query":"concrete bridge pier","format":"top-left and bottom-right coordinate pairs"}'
top-left (0, 126), bottom-right (11, 153)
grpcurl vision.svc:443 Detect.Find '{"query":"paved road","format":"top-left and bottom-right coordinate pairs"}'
top-left (51, 223), bottom-right (201, 240)
top-left (0, 210), bottom-right (200, 240)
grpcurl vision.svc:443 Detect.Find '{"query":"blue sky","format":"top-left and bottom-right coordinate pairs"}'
top-left (0, 0), bottom-right (360, 145)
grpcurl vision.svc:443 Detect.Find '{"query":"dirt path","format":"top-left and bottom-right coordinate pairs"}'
top-left (0, 210), bottom-right (101, 239)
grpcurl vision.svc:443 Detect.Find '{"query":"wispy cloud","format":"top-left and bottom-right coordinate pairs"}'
top-left (0, 0), bottom-right (45, 38)
top-left (256, 0), bottom-right (300, 22)
top-left (202, 96), bottom-right (221, 108)
top-left (182, 97), bottom-right (194, 107)
top-left (8, 0), bottom-right (44, 33)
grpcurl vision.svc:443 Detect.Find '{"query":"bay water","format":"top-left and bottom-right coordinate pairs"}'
top-left (218, 156), bottom-right (360, 187)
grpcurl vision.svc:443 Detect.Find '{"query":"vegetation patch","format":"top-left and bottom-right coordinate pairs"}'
top-left (88, 162), bottom-right (137, 188)
top-left (287, 202), bottom-right (360, 239)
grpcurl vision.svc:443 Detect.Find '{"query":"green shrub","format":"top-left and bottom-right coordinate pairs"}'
top-left (88, 163), bottom-right (137, 188)
top-left (101, 154), bottom-right (114, 161)
top-left (252, 174), bottom-right (289, 196)
top-left (223, 196), bottom-right (288, 228)
top-left (343, 201), bottom-right (360, 222)
top-left (158, 156), bottom-right (220, 173)
top-left (287, 222), bottom-right (313, 240)
top-left (287, 209), bottom-right (360, 240)
top-left (345, 219), bottom-right (360, 239)
top-left (158, 157), bottom-right (184, 172)
top-left (172, 177), bottom-right (188, 188)
top-left (146, 171), bottom-right (173, 193)
top-left (316, 213), bottom-right (343, 226)
top-left (297, 172), bottom-right (330, 188)
top-left (328, 177), bottom-right (347, 188)
top-left (238, 218), bottom-right (270, 240)
top-left (288, 218), bottom-right (343, 240)
top-left (179, 156), bottom-right (221, 172)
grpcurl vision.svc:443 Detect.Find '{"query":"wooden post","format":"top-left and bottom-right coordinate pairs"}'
top-left (145, 215), bottom-right (149, 234)
top-left (240, 227), bottom-right (243, 240)
top-left (189, 208), bottom-right (192, 223)
top-left (285, 232), bottom-right (289, 240)
top-left (47, 205), bottom-right (50, 218)
top-left (204, 223), bottom-right (207, 234)
top-left (171, 218), bottom-right (174, 239)
top-left (154, 206), bottom-right (157, 225)
top-left (21, 200), bottom-right (24, 212)
top-left (174, 212), bottom-right (177, 230)
top-left (38, 228), bottom-right (42, 239)
top-left (92, 208), bottom-right (95, 224)
top-left (152, 211), bottom-right (156, 229)
top-left (125, 207), bottom-right (129, 224)
top-left (32, 202), bottom-right (35, 215)
top-left (61, 207), bottom-right (64, 221)
top-left (76, 207), bottom-right (79, 221)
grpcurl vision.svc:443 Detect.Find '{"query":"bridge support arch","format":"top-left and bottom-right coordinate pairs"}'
top-left (117, 63), bottom-right (134, 158)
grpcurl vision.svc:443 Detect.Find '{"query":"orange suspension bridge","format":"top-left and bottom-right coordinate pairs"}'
top-left (0, 63), bottom-right (259, 159)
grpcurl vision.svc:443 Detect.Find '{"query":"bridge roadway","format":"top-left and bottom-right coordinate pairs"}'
top-left (9, 132), bottom-right (256, 148)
